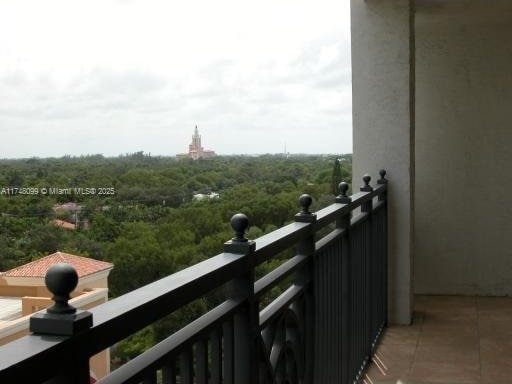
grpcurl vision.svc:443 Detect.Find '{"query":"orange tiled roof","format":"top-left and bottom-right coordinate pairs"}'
top-left (2, 252), bottom-right (113, 278)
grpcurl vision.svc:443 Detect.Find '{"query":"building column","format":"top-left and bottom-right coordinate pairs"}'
top-left (351, 0), bottom-right (415, 324)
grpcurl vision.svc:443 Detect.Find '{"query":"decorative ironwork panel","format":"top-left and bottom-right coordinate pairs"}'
top-left (259, 289), bottom-right (306, 384)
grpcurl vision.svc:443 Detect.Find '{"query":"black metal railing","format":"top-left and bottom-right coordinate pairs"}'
top-left (0, 171), bottom-right (388, 384)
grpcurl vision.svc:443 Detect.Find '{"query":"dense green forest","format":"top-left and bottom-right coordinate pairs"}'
top-left (0, 153), bottom-right (351, 360)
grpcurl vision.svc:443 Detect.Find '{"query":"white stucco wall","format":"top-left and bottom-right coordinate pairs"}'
top-left (414, 0), bottom-right (512, 295)
top-left (351, 0), bottom-right (414, 324)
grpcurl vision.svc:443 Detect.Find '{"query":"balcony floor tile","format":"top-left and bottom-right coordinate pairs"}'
top-left (359, 295), bottom-right (512, 384)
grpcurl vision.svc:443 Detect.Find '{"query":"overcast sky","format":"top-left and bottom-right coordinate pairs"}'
top-left (0, 0), bottom-right (352, 158)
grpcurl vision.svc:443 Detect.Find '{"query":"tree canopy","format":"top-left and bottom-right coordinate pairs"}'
top-left (0, 153), bottom-right (352, 360)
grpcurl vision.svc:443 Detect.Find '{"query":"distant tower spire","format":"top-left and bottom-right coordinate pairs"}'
top-left (176, 125), bottom-right (216, 160)
top-left (189, 125), bottom-right (203, 160)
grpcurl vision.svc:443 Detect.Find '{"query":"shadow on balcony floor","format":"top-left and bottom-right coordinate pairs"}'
top-left (360, 295), bottom-right (512, 384)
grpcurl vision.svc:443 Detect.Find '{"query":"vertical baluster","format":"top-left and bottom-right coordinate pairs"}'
top-left (351, 206), bottom-right (359, 381)
top-left (354, 225), bottom-right (359, 377)
top-left (379, 209), bottom-right (385, 331)
top-left (357, 225), bottom-right (363, 374)
top-left (375, 212), bottom-right (380, 341)
top-left (331, 244), bottom-right (335, 380)
top-left (142, 371), bottom-right (157, 384)
top-left (195, 338), bottom-right (208, 384)
top-left (377, 213), bottom-right (381, 339)
top-left (210, 328), bottom-right (222, 384)
top-left (162, 359), bottom-right (176, 384)
top-left (314, 249), bottom-right (321, 384)
top-left (362, 223), bottom-right (367, 372)
top-left (366, 220), bottom-right (371, 362)
top-left (336, 181), bottom-right (351, 384)
top-left (222, 320), bottom-right (234, 384)
top-left (322, 245), bottom-right (328, 381)
top-left (385, 193), bottom-right (389, 327)
top-left (329, 244), bottom-right (335, 381)
top-left (294, 194), bottom-right (317, 384)
top-left (363, 219), bottom-right (368, 352)
top-left (358, 224), bottom-right (364, 374)
top-left (366, 220), bottom-right (370, 353)
top-left (321, 246), bottom-right (327, 384)
top-left (335, 237), bottom-right (343, 383)
top-left (337, 239), bottom-right (342, 383)
top-left (356, 224), bottom-right (361, 373)
top-left (381, 210), bottom-right (385, 330)
top-left (372, 214), bottom-right (378, 342)
top-left (353, 225), bottom-right (358, 379)
top-left (334, 242), bottom-right (339, 381)
top-left (358, 222), bottom-right (363, 373)
top-left (314, 247), bottom-right (320, 384)
top-left (349, 228), bottom-right (355, 380)
top-left (179, 346), bottom-right (193, 384)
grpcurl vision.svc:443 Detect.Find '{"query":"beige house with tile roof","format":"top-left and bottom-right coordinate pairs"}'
top-left (0, 252), bottom-right (113, 379)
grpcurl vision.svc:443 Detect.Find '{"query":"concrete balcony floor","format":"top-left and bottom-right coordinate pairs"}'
top-left (361, 295), bottom-right (512, 384)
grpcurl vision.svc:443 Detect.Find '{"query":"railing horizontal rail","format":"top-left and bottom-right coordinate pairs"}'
top-left (351, 211), bottom-right (370, 228)
top-left (314, 184), bottom-right (384, 230)
top-left (253, 221), bottom-right (310, 264)
top-left (315, 228), bottom-right (345, 253)
top-left (259, 284), bottom-right (304, 328)
top-left (373, 199), bottom-right (386, 211)
top-left (0, 334), bottom-right (70, 383)
top-left (254, 254), bottom-right (308, 298)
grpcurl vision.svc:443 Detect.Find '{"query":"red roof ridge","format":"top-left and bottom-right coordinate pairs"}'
top-left (2, 251), bottom-right (113, 278)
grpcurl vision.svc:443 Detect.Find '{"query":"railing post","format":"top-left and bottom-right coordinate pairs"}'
top-left (360, 175), bottom-right (374, 366)
top-left (29, 263), bottom-right (93, 384)
top-left (294, 194), bottom-right (316, 384)
top-left (360, 174), bottom-right (373, 210)
top-left (377, 169), bottom-right (389, 326)
top-left (223, 213), bottom-right (258, 384)
top-left (336, 182), bottom-right (352, 384)
top-left (377, 169), bottom-right (387, 200)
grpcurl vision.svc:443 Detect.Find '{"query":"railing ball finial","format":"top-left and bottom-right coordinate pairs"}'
top-left (224, 213), bottom-right (255, 253)
top-left (45, 263), bottom-right (78, 314)
top-left (339, 181), bottom-right (349, 197)
top-left (360, 174), bottom-right (373, 192)
top-left (336, 181), bottom-right (351, 204)
top-left (230, 213), bottom-right (249, 243)
top-left (298, 194), bottom-right (312, 215)
top-left (295, 194), bottom-right (316, 223)
top-left (378, 169), bottom-right (388, 184)
top-left (30, 262), bottom-right (93, 335)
